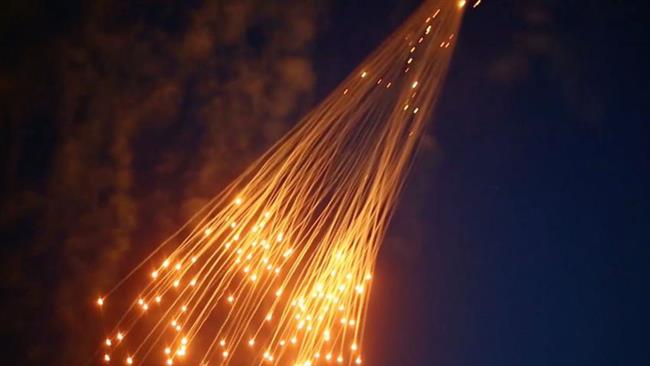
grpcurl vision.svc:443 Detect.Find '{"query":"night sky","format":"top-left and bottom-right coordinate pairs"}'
top-left (1, 1), bottom-right (648, 365)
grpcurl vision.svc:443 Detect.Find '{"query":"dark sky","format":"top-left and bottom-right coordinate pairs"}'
top-left (1, 1), bottom-right (648, 365)
top-left (315, 1), bottom-right (649, 365)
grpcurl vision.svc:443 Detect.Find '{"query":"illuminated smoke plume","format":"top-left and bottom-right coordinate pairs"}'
top-left (95, 1), bottom-right (468, 365)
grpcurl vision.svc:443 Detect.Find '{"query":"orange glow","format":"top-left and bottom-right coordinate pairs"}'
top-left (93, 1), bottom-right (466, 365)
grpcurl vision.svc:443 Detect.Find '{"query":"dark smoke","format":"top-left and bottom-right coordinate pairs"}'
top-left (0, 1), bottom-right (324, 364)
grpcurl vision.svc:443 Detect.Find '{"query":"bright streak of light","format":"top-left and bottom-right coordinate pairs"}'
top-left (93, 1), bottom-right (467, 365)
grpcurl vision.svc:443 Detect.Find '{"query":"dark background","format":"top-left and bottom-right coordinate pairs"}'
top-left (1, 0), bottom-right (648, 365)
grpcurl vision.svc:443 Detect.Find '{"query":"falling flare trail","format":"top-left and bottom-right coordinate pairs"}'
top-left (94, 1), bottom-right (469, 365)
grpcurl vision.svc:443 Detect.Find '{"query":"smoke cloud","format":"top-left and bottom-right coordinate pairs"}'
top-left (0, 1), bottom-right (324, 364)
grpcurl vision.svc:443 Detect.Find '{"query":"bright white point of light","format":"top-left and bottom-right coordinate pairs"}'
top-left (413, 107), bottom-right (420, 114)
top-left (142, 303), bottom-right (149, 311)
top-left (323, 329), bottom-right (331, 341)
top-left (356, 357), bottom-right (362, 364)
top-left (162, 259), bottom-right (170, 268)
top-left (248, 338), bottom-right (255, 346)
top-left (360, 71), bottom-right (367, 78)
top-left (234, 197), bottom-right (243, 205)
top-left (355, 285), bottom-right (364, 294)
top-left (280, 340), bottom-right (286, 346)
top-left (138, 298), bottom-right (144, 306)
top-left (166, 359), bottom-right (173, 365)
top-left (227, 295), bottom-right (234, 303)
top-left (190, 279), bottom-right (197, 286)
top-left (105, 338), bottom-right (112, 346)
top-left (325, 353), bottom-right (332, 361)
top-left (426, 25), bottom-right (432, 34)
top-left (266, 313), bottom-right (272, 321)
top-left (151, 271), bottom-right (158, 279)
top-left (412, 81), bottom-right (419, 89)
top-left (191, 256), bottom-right (197, 263)
top-left (181, 337), bottom-right (188, 345)
top-left (337, 355), bottom-right (344, 363)
top-left (97, 297), bottom-right (104, 306)
top-left (173, 280), bottom-right (180, 287)
top-left (177, 347), bottom-right (186, 356)
top-left (220, 339), bottom-right (226, 347)
top-left (222, 351), bottom-right (229, 357)
top-left (164, 347), bottom-right (171, 355)
top-left (104, 354), bottom-right (110, 362)
top-left (126, 356), bottom-right (133, 364)
top-left (181, 305), bottom-right (187, 312)
top-left (351, 343), bottom-right (358, 351)
top-left (204, 227), bottom-right (212, 235)
top-left (291, 336), bottom-right (297, 344)
top-left (458, 0), bottom-right (467, 8)
top-left (116, 332), bottom-right (124, 341)
top-left (175, 263), bottom-right (181, 270)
